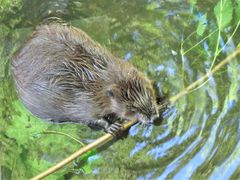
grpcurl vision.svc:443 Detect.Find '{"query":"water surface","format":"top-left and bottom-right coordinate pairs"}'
top-left (0, 0), bottom-right (240, 179)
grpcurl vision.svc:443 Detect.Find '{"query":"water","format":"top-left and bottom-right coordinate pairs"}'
top-left (0, 0), bottom-right (240, 179)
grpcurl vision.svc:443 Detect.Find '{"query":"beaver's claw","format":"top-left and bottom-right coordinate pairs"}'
top-left (105, 122), bottom-right (123, 137)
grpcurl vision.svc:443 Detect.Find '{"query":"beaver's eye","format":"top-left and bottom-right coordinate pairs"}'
top-left (107, 90), bottom-right (114, 97)
top-left (124, 90), bottom-right (130, 99)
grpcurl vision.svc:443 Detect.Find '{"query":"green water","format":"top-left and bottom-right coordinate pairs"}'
top-left (0, 0), bottom-right (240, 179)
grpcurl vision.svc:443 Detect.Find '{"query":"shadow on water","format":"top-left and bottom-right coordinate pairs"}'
top-left (0, 0), bottom-right (240, 179)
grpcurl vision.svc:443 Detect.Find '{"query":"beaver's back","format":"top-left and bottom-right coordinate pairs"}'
top-left (12, 24), bottom-right (116, 122)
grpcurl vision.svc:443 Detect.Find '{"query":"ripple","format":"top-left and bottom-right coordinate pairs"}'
top-left (147, 125), bottom-right (198, 160)
top-left (173, 82), bottom-right (238, 178)
top-left (209, 137), bottom-right (240, 179)
top-left (158, 137), bottom-right (202, 179)
top-left (1, 1), bottom-right (240, 179)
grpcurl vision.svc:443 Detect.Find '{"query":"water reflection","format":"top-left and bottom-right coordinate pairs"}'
top-left (0, 0), bottom-right (240, 179)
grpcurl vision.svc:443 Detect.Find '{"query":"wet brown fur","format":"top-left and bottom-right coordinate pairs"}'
top-left (12, 24), bottom-right (158, 126)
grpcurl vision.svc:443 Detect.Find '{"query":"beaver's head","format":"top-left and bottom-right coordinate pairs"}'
top-left (106, 70), bottom-right (158, 124)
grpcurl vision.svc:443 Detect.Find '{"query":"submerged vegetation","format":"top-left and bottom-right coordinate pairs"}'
top-left (0, 0), bottom-right (240, 179)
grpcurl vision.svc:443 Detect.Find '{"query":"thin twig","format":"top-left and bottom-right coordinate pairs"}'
top-left (181, 29), bottom-right (218, 56)
top-left (31, 48), bottom-right (240, 180)
top-left (40, 130), bottom-right (85, 146)
top-left (169, 48), bottom-right (240, 104)
top-left (30, 119), bottom-right (138, 180)
top-left (188, 17), bottom-right (240, 93)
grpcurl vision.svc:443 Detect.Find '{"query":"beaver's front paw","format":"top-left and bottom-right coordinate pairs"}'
top-left (105, 122), bottom-right (123, 138)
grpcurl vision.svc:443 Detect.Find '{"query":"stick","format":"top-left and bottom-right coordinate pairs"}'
top-left (169, 48), bottom-right (240, 104)
top-left (30, 119), bottom-right (138, 180)
top-left (31, 48), bottom-right (240, 180)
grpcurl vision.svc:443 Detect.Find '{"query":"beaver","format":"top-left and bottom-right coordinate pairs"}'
top-left (12, 24), bottom-right (159, 135)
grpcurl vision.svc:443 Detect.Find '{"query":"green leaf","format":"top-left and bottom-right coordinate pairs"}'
top-left (214, 0), bottom-right (233, 31)
top-left (197, 13), bottom-right (207, 36)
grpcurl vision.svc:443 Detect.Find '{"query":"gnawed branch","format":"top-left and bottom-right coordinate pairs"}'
top-left (31, 48), bottom-right (240, 180)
